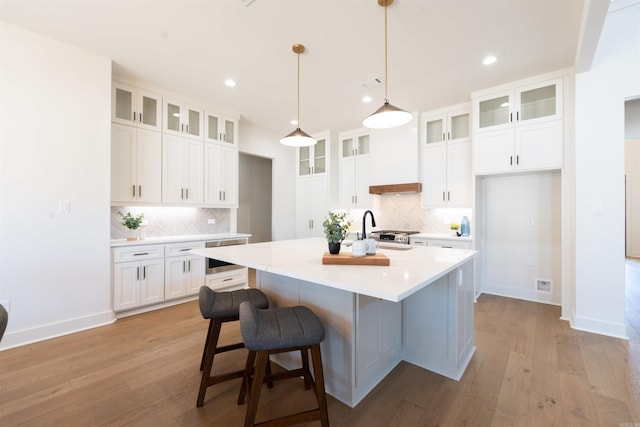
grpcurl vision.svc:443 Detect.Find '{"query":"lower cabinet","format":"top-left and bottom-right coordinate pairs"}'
top-left (112, 241), bottom-right (205, 312)
top-left (205, 267), bottom-right (248, 292)
top-left (112, 245), bottom-right (165, 311)
top-left (164, 241), bottom-right (205, 300)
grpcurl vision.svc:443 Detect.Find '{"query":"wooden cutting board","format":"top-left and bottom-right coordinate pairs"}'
top-left (322, 252), bottom-right (390, 266)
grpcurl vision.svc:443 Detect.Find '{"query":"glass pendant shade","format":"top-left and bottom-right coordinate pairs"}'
top-left (280, 127), bottom-right (317, 147)
top-left (363, 100), bottom-right (413, 129)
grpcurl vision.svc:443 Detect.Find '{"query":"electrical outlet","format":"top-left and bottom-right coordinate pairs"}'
top-left (58, 200), bottom-right (70, 213)
top-left (207, 219), bottom-right (216, 224)
top-left (536, 279), bottom-right (552, 292)
top-left (527, 218), bottom-right (535, 227)
top-left (0, 300), bottom-right (10, 312)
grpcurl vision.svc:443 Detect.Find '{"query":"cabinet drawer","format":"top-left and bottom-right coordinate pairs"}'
top-left (427, 239), bottom-right (472, 250)
top-left (113, 244), bottom-right (164, 262)
top-left (205, 268), bottom-right (248, 291)
top-left (165, 241), bottom-right (205, 257)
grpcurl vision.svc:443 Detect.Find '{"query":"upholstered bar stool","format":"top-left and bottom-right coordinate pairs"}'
top-left (197, 286), bottom-right (270, 407)
top-left (238, 301), bottom-right (329, 427)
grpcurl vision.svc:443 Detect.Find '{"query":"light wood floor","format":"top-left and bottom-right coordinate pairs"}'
top-left (1, 262), bottom-right (639, 426)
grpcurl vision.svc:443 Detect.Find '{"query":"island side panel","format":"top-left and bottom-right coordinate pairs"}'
top-left (401, 258), bottom-right (476, 381)
top-left (257, 270), bottom-right (356, 407)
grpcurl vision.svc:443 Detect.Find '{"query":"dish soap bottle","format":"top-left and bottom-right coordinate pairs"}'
top-left (460, 216), bottom-right (470, 237)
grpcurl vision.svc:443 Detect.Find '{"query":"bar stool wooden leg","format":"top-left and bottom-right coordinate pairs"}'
top-left (311, 344), bottom-right (330, 427)
top-left (244, 351), bottom-right (269, 427)
top-left (197, 318), bottom-right (222, 407)
top-left (199, 319), bottom-right (215, 371)
top-left (301, 348), bottom-right (311, 390)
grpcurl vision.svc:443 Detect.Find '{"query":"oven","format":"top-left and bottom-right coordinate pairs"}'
top-left (369, 230), bottom-right (420, 245)
top-left (205, 237), bottom-right (248, 274)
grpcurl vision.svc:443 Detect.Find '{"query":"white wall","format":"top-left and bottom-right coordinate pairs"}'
top-left (573, 2), bottom-right (640, 338)
top-left (0, 21), bottom-right (113, 349)
top-left (238, 121), bottom-right (297, 241)
top-left (480, 171), bottom-right (562, 305)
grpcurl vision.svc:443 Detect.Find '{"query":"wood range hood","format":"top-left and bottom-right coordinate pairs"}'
top-left (369, 182), bottom-right (422, 194)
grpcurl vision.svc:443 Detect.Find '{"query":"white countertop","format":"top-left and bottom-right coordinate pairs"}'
top-left (191, 237), bottom-right (476, 302)
top-left (411, 233), bottom-right (473, 242)
top-left (110, 233), bottom-right (251, 247)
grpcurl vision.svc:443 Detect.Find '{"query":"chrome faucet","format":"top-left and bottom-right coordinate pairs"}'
top-left (362, 210), bottom-right (376, 240)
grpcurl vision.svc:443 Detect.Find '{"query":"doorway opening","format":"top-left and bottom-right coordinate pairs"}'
top-left (238, 153), bottom-right (272, 243)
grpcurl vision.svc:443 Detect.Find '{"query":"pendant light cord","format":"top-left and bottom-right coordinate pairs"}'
top-left (384, 1), bottom-right (388, 102)
top-left (297, 51), bottom-right (301, 127)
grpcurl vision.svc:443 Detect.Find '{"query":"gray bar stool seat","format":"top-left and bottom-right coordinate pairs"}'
top-left (238, 301), bottom-right (329, 427)
top-left (197, 286), bottom-right (269, 407)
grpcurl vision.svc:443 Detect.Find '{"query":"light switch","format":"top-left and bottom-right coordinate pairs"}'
top-left (592, 202), bottom-right (603, 215)
top-left (58, 200), bottom-right (70, 213)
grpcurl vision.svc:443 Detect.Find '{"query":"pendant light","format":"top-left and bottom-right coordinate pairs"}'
top-left (363, 0), bottom-right (412, 129)
top-left (280, 44), bottom-right (317, 147)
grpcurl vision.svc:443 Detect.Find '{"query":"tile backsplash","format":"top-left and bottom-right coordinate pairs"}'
top-left (111, 206), bottom-right (230, 239)
top-left (348, 193), bottom-right (472, 235)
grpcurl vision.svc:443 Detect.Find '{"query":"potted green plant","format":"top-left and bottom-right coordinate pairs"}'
top-left (118, 211), bottom-right (145, 240)
top-left (322, 211), bottom-right (351, 254)
top-left (450, 222), bottom-right (460, 236)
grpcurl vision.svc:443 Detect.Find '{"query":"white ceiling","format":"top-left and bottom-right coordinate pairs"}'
top-left (0, 0), bottom-right (608, 136)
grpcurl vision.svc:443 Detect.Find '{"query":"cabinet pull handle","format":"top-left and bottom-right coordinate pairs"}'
top-left (180, 248), bottom-right (191, 252)
top-left (181, 188), bottom-right (184, 199)
top-left (133, 252), bottom-right (149, 256)
top-left (188, 260), bottom-right (191, 272)
top-left (132, 185), bottom-right (136, 197)
top-left (448, 131), bottom-right (451, 140)
top-left (517, 111), bottom-right (519, 121)
top-left (183, 260), bottom-right (186, 273)
top-left (186, 124), bottom-right (189, 134)
top-left (510, 113), bottom-right (513, 122)
top-left (136, 266), bottom-right (140, 280)
top-left (139, 112), bottom-right (142, 123)
top-left (510, 156), bottom-right (513, 166)
top-left (448, 191), bottom-right (450, 201)
top-left (442, 191), bottom-right (445, 202)
top-left (138, 185), bottom-right (142, 198)
top-left (223, 277), bottom-right (233, 282)
top-left (186, 188), bottom-right (189, 199)
top-left (133, 112), bottom-right (136, 122)
top-left (516, 155), bottom-right (519, 165)
top-left (442, 132), bottom-right (445, 141)
top-left (181, 123), bottom-right (183, 132)
top-left (143, 266), bottom-right (146, 279)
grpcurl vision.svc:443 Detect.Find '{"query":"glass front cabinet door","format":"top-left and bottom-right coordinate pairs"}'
top-left (205, 111), bottom-right (238, 145)
top-left (298, 138), bottom-right (326, 177)
top-left (112, 82), bottom-right (162, 131)
top-left (163, 99), bottom-right (203, 140)
top-left (474, 78), bottom-right (562, 132)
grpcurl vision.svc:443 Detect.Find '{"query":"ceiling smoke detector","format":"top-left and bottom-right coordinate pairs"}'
top-left (361, 78), bottom-right (384, 89)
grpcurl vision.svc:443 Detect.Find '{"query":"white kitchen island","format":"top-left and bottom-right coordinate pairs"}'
top-left (191, 237), bottom-right (476, 408)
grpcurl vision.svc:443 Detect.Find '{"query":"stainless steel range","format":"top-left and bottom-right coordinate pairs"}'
top-left (369, 230), bottom-right (420, 244)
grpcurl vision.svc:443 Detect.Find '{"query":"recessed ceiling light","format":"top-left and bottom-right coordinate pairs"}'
top-left (483, 55), bottom-right (497, 65)
top-left (224, 79), bottom-right (236, 87)
top-left (290, 119), bottom-right (298, 125)
top-left (362, 96), bottom-right (372, 103)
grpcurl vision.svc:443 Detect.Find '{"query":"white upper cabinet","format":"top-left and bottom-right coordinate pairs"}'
top-left (204, 143), bottom-right (238, 207)
top-left (472, 76), bottom-right (564, 175)
top-left (112, 82), bottom-right (162, 131)
top-left (163, 98), bottom-right (203, 140)
top-left (339, 130), bottom-right (371, 209)
top-left (298, 138), bottom-right (327, 178)
top-left (111, 123), bottom-right (162, 204)
top-left (421, 104), bottom-right (472, 208)
top-left (473, 78), bottom-right (562, 133)
top-left (205, 111), bottom-right (238, 146)
top-left (162, 135), bottom-right (204, 204)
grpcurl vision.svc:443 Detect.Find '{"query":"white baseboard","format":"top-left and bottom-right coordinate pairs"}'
top-left (481, 283), bottom-right (561, 306)
top-left (570, 314), bottom-right (629, 340)
top-left (0, 310), bottom-right (115, 351)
